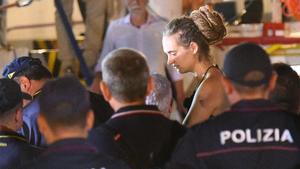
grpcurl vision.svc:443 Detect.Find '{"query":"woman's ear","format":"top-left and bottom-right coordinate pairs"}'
top-left (190, 42), bottom-right (199, 55)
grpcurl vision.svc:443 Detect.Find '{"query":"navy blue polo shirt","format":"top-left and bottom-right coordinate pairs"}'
top-left (21, 138), bottom-right (130, 169)
top-left (0, 127), bottom-right (41, 169)
top-left (166, 99), bottom-right (300, 169)
top-left (88, 105), bottom-right (186, 169)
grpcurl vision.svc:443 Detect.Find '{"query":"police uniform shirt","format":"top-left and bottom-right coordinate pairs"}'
top-left (88, 105), bottom-right (186, 169)
top-left (21, 138), bottom-right (130, 169)
top-left (19, 91), bottom-right (45, 147)
top-left (166, 99), bottom-right (300, 169)
top-left (0, 127), bottom-right (41, 169)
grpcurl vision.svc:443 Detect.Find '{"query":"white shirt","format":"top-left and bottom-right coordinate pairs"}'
top-left (95, 13), bottom-right (182, 81)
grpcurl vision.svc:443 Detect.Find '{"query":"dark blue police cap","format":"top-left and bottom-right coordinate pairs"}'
top-left (223, 43), bottom-right (273, 87)
top-left (2, 56), bottom-right (42, 79)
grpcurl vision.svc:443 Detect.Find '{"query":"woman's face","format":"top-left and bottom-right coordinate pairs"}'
top-left (162, 33), bottom-right (196, 74)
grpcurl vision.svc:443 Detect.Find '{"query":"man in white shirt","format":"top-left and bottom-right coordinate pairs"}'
top-left (92, 0), bottom-right (186, 114)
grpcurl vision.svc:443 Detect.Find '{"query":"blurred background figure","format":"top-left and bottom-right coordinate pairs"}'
top-left (146, 73), bottom-right (173, 118)
top-left (0, 0), bottom-right (7, 47)
top-left (55, 0), bottom-right (124, 74)
top-left (270, 62), bottom-right (300, 114)
top-left (241, 0), bottom-right (263, 23)
top-left (182, 0), bottom-right (205, 15)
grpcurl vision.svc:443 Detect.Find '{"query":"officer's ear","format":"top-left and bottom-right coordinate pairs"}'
top-left (221, 76), bottom-right (234, 95)
top-left (85, 110), bottom-right (94, 132)
top-left (18, 76), bottom-right (31, 93)
top-left (14, 106), bottom-right (23, 130)
top-left (37, 114), bottom-right (53, 144)
top-left (267, 71), bottom-right (278, 93)
top-left (221, 76), bottom-right (241, 105)
top-left (100, 81), bottom-right (111, 101)
top-left (146, 76), bottom-right (154, 96)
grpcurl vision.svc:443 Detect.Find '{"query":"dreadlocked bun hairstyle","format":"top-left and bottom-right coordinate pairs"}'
top-left (190, 6), bottom-right (226, 45)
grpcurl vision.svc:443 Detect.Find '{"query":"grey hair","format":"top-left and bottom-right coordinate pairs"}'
top-left (101, 48), bottom-right (150, 102)
top-left (146, 73), bottom-right (172, 115)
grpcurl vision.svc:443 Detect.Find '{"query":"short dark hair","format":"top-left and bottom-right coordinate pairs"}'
top-left (102, 48), bottom-right (150, 102)
top-left (270, 63), bottom-right (300, 113)
top-left (38, 76), bottom-right (90, 129)
top-left (0, 78), bottom-right (23, 120)
top-left (16, 64), bottom-right (52, 80)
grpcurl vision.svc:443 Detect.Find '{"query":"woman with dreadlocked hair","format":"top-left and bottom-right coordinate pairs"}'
top-left (162, 5), bottom-right (229, 127)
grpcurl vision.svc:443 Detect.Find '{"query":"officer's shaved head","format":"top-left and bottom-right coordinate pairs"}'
top-left (38, 76), bottom-right (90, 130)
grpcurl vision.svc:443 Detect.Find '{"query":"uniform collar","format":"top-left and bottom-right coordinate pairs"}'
top-left (0, 125), bottom-right (14, 132)
top-left (115, 104), bottom-right (159, 114)
top-left (33, 89), bottom-right (42, 99)
top-left (112, 105), bottom-right (161, 119)
top-left (0, 126), bottom-right (28, 142)
top-left (230, 99), bottom-right (281, 112)
top-left (43, 138), bottom-right (97, 155)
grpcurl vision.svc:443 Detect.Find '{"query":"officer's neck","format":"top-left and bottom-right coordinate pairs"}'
top-left (109, 97), bottom-right (145, 112)
top-left (45, 127), bottom-right (87, 145)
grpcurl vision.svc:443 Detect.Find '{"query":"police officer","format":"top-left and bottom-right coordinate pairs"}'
top-left (88, 48), bottom-right (186, 169)
top-left (2, 56), bottom-right (52, 147)
top-left (0, 78), bottom-right (41, 168)
top-left (21, 76), bottom-right (130, 169)
top-left (166, 43), bottom-right (300, 169)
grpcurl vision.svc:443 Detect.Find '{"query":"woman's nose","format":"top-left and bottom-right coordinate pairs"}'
top-left (167, 55), bottom-right (175, 65)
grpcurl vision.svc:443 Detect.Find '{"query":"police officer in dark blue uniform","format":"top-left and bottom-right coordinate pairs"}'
top-left (21, 76), bottom-right (130, 169)
top-left (88, 48), bottom-right (186, 169)
top-left (166, 43), bottom-right (300, 169)
top-left (2, 56), bottom-right (52, 147)
top-left (0, 78), bottom-right (41, 169)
